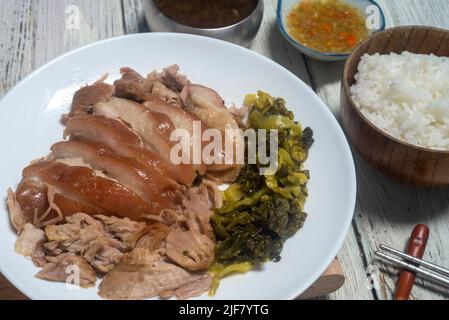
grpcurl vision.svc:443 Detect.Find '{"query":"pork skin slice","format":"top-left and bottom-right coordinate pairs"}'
top-left (143, 94), bottom-right (207, 175)
top-left (50, 140), bottom-right (179, 213)
top-left (181, 84), bottom-right (243, 182)
top-left (21, 160), bottom-right (153, 220)
top-left (12, 180), bottom-right (108, 229)
top-left (13, 179), bottom-right (48, 229)
top-left (7, 187), bottom-right (37, 232)
top-left (94, 97), bottom-right (197, 185)
top-left (64, 115), bottom-right (180, 184)
top-left (53, 193), bottom-right (109, 217)
top-left (65, 115), bottom-right (143, 148)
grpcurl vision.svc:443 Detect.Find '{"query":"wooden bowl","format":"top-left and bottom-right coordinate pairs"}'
top-left (341, 26), bottom-right (449, 186)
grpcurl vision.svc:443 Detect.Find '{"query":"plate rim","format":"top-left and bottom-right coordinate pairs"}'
top-left (0, 32), bottom-right (357, 300)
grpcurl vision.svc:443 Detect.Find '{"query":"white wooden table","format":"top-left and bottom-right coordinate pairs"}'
top-left (1, 0), bottom-right (449, 300)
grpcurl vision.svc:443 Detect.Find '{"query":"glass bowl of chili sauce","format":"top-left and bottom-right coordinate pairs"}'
top-left (277, 0), bottom-right (386, 61)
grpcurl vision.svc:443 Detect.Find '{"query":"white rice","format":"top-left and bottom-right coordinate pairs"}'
top-left (350, 51), bottom-right (449, 150)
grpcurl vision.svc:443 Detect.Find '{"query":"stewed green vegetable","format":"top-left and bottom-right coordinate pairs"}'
top-left (209, 92), bottom-right (314, 295)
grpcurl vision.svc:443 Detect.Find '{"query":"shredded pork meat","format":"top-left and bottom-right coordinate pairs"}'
top-left (175, 273), bottom-right (213, 300)
top-left (135, 222), bottom-right (170, 253)
top-left (98, 248), bottom-right (210, 300)
top-left (36, 253), bottom-right (97, 288)
top-left (166, 230), bottom-right (214, 271)
top-left (15, 223), bottom-right (47, 267)
top-left (7, 188), bottom-right (31, 232)
top-left (43, 213), bottom-right (146, 273)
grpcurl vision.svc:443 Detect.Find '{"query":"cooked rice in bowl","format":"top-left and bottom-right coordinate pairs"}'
top-left (350, 51), bottom-right (449, 150)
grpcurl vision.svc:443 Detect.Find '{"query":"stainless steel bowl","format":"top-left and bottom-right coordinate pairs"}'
top-left (143, 0), bottom-right (264, 47)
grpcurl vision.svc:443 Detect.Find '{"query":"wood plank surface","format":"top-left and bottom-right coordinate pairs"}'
top-left (1, 0), bottom-right (449, 300)
top-left (0, 0), bottom-right (124, 94)
top-left (122, 0), bottom-right (149, 34)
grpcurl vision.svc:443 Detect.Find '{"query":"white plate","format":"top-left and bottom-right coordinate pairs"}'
top-left (0, 33), bottom-right (356, 300)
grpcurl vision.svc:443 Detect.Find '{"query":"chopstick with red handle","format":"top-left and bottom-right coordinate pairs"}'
top-left (394, 224), bottom-right (429, 300)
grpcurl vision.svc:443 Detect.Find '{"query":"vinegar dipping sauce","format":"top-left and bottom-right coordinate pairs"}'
top-left (286, 0), bottom-right (369, 54)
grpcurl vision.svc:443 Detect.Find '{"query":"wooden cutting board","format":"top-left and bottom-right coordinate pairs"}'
top-left (298, 258), bottom-right (345, 299)
top-left (0, 258), bottom-right (344, 300)
top-left (0, 273), bottom-right (27, 300)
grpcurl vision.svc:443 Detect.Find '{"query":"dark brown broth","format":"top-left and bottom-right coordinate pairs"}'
top-left (154, 0), bottom-right (258, 29)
